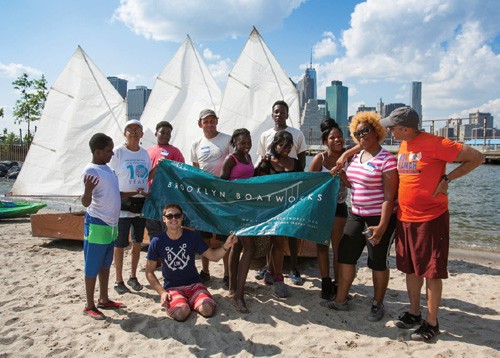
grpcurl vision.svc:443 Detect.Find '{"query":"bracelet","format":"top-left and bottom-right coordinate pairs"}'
top-left (222, 245), bottom-right (229, 252)
top-left (441, 174), bottom-right (451, 183)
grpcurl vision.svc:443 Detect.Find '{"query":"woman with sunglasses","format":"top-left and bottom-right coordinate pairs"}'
top-left (323, 111), bottom-right (398, 322)
top-left (145, 204), bottom-right (237, 321)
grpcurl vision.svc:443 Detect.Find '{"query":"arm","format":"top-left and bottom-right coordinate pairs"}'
top-left (433, 145), bottom-right (484, 197)
top-left (192, 162), bottom-right (200, 168)
top-left (369, 169), bottom-right (398, 245)
top-left (81, 175), bottom-right (98, 207)
top-left (333, 144), bottom-right (361, 174)
top-left (145, 259), bottom-right (169, 307)
top-left (220, 155), bottom-right (236, 180)
top-left (308, 153), bottom-right (323, 172)
top-left (202, 234), bottom-right (238, 261)
top-left (297, 151), bottom-right (306, 172)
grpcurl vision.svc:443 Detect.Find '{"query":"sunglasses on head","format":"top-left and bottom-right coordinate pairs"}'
top-left (353, 126), bottom-right (372, 138)
top-left (163, 213), bottom-right (182, 220)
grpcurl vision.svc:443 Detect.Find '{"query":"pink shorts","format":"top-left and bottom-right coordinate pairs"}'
top-left (395, 211), bottom-right (450, 279)
top-left (165, 283), bottom-right (215, 316)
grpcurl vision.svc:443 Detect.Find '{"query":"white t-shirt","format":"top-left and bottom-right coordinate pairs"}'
top-left (190, 132), bottom-right (231, 176)
top-left (257, 126), bottom-right (307, 159)
top-left (109, 145), bottom-right (152, 218)
top-left (81, 163), bottom-right (121, 226)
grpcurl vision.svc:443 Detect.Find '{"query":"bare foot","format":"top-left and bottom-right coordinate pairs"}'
top-left (230, 297), bottom-right (249, 313)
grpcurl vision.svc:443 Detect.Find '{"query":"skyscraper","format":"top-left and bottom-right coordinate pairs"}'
top-left (107, 76), bottom-right (128, 99)
top-left (127, 86), bottom-right (151, 120)
top-left (297, 55), bottom-right (317, 114)
top-left (411, 81), bottom-right (422, 127)
top-left (325, 80), bottom-right (348, 132)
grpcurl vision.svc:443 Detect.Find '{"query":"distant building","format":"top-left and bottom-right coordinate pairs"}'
top-left (377, 98), bottom-right (384, 117)
top-left (356, 105), bottom-right (376, 113)
top-left (411, 81), bottom-right (422, 127)
top-left (127, 86), bottom-right (151, 120)
top-left (300, 99), bottom-right (326, 146)
top-left (107, 76), bottom-right (128, 99)
top-left (384, 103), bottom-right (406, 118)
top-left (325, 80), bottom-right (348, 134)
top-left (297, 58), bottom-right (317, 114)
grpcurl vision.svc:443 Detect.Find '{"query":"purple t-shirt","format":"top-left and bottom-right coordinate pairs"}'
top-left (146, 230), bottom-right (208, 289)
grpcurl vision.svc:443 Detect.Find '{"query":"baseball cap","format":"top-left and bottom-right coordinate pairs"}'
top-left (380, 107), bottom-right (420, 129)
top-left (199, 109), bottom-right (217, 120)
top-left (124, 119), bottom-right (143, 131)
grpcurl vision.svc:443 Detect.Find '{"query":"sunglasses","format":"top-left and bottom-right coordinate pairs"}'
top-left (163, 213), bottom-right (182, 220)
top-left (353, 127), bottom-right (372, 138)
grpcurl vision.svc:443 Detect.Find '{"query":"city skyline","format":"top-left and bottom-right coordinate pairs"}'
top-left (1, 0), bottom-right (499, 135)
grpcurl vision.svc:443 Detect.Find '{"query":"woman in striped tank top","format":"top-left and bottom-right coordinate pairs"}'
top-left (323, 111), bottom-right (398, 322)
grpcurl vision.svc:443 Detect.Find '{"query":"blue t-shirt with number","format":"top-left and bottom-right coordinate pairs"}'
top-left (147, 230), bottom-right (208, 289)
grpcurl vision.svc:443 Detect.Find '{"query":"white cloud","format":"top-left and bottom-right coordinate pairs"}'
top-left (208, 59), bottom-right (233, 88)
top-left (113, 0), bottom-right (305, 42)
top-left (203, 48), bottom-right (221, 61)
top-left (450, 98), bottom-right (500, 127)
top-left (314, 0), bottom-right (500, 121)
top-left (0, 63), bottom-right (43, 79)
top-left (313, 32), bottom-right (337, 59)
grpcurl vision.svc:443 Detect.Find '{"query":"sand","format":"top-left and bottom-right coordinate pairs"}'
top-left (0, 214), bottom-right (499, 357)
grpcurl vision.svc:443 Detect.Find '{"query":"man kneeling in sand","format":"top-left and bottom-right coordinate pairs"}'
top-left (145, 204), bottom-right (237, 321)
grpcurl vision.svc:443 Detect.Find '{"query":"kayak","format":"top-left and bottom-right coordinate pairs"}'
top-left (0, 201), bottom-right (47, 219)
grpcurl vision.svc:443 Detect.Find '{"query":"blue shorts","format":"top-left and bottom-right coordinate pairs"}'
top-left (84, 214), bottom-right (117, 278)
top-left (115, 216), bottom-right (146, 248)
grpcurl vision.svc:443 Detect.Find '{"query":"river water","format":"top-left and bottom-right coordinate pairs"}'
top-left (1, 162), bottom-right (499, 251)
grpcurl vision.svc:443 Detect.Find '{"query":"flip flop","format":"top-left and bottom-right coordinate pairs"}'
top-left (97, 300), bottom-right (125, 309)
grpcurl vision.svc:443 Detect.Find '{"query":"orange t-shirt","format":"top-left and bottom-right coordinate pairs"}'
top-left (397, 132), bottom-right (462, 222)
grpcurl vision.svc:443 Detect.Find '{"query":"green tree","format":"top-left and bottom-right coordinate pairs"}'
top-left (0, 107), bottom-right (4, 118)
top-left (12, 73), bottom-right (48, 143)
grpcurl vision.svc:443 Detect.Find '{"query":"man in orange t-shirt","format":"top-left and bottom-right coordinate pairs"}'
top-left (381, 106), bottom-right (483, 342)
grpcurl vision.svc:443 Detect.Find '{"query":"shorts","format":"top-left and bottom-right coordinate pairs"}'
top-left (395, 211), bottom-right (450, 279)
top-left (146, 219), bottom-right (165, 239)
top-left (115, 216), bottom-right (146, 248)
top-left (165, 283), bottom-right (215, 317)
top-left (335, 202), bottom-right (348, 218)
top-left (83, 214), bottom-right (117, 278)
top-left (338, 210), bottom-right (396, 271)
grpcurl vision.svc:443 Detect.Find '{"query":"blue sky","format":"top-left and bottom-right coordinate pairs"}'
top-left (1, 0), bottom-right (499, 134)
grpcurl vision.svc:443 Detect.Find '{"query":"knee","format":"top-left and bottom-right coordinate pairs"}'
top-left (197, 302), bottom-right (215, 317)
top-left (171, 306), bottom-right (191, 321)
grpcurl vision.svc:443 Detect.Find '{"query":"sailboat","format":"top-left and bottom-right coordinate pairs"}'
top-left (217, 27), bottom-right (301, 163)
top-left (10, 46), bottom-right (127, 239)
top-left (140, 35), bottom-right (222, 158)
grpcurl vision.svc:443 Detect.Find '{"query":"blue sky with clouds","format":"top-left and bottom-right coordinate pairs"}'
top-left (1, 0), bottom-right (499, 134)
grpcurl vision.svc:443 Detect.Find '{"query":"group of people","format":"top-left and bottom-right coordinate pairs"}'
top-left (80, 101), bottom-right (483, 342)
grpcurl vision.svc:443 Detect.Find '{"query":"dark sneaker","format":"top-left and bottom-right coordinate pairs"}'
top-left (273, 280), bottom-right (289, 298)
top-left (396, 311), bottom-right (423, 329)
top-left (367, 301), bottom-right (384, 322)
top-left (410, 320), bottom-right (440, 342)
top-left (289, 269), bottom-right (303, 285)
top-left (223, 275), bottom-right (229, 289)
top-left (127, 277), bottom-right (143, 291)
top-left (255, 266), bottom-right (268, 280)
top-left (321, 277), bottom-right (334, 300)
top-left (320, 299), bottom-right (349, 311)
top-left (263, 271), bottom-right (274, 286)
top-left (199, 270), bottom-right (211, 283)
top-left (114, 282), bottom-right (131, 295)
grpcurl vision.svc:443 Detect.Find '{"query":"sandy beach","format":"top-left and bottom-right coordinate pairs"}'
top-left (0, 213), bottom-right (499, 357)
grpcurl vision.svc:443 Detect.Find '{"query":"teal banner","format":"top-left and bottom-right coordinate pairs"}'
top-left (143, 160), bottom-right (339, 245)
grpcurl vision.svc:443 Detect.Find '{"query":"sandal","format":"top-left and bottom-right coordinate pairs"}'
top-left (410, 320), bottom-right (440, 341)
top-left (127, 277), bottom-right (144, 291)
top-left (114, 282), bottom-right (131, 295)
top-left (396, 311), bottom-right (422, 329)
top-left (83, 306), bottom-right (106, 320)
top-left (97, 300), bottom-right (125, 309)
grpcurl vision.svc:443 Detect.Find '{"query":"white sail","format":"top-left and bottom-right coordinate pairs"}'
top-left (218, 27), bottom-right (300, 163)
top-left (140, 35), bottom-right (222, 158)
top-left (11, 46), bottom-right (127, 197)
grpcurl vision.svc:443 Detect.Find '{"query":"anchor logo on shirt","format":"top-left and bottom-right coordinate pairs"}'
top-left (164, 243), bottom-right (189, 271)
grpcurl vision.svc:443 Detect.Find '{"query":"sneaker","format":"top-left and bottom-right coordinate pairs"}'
top-left (127, 277), bottom-right (143, 291)
top-left (97, 300), bottom-right (126, 309)
top-left (255, 266), bottom-right (268, 280)
top-left (289, 269), bottom-right (303, 285)
top-left (273, 279), bottom-right (289, 298)
top-left (410, 320), bottom-right (440, 342)
top-left (83, 306), bottom-right (106, 320)
top-left (114, 282), bottom-right (131, 295)
top-left (367, 301), bottom-right (384, 322)
top-left (199, 270), bottom-right (211, 283)
top-left (223, 275), bottom-right (229, 289)
top-left (320, 299), bottom-right (349, 311)
top-left (396, 311), bottom-right (423, 329)
top-left (263, 271), bottom-right (274, 286)
top-left (321, 277), bottom-right (334, 300)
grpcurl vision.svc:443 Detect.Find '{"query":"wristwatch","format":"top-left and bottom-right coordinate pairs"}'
top-left (441, 174), bottom-right (451, 183)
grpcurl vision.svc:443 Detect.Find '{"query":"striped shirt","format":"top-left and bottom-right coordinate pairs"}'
top-left (346, 148), bottom-right (397, 217)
